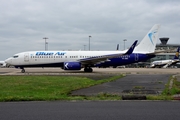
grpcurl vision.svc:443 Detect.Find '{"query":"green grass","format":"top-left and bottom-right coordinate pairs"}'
top-left (0, 75), bottom-right (123, 101)
top-left (162, 76), bottom-right (180, 95)
top-left (159, 76), bottom-right (180, 100)
top-left (1, 74), bottom-right (180, 101)
top-left (146, 95), bottom-right (173, 100)
top-left (170, 78), bottom-right (180, 94)
top-left (133, 86), bottom-right (145, 89)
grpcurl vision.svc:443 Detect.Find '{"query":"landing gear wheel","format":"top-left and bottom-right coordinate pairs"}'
top-left (89, 68), bottom-right (93, 72)
top-left (84, 67), bottom-right (93, 72)
top-left (21, 69), bottom-right (25, 73)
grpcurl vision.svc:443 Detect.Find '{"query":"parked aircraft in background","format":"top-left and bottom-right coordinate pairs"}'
top-left (150, 47), bottom-right (180, 68)
top-left (0, 61), bottom-right (6, 68)
top-left (5, 24), bottom-right (160, 73)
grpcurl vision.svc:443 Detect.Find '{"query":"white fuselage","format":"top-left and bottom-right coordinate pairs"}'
top-left (5, 50), bottom-right (127, 66)
top-left (150, 59), bottom-right (180, 68)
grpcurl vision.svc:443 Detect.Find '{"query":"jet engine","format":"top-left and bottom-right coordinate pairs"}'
top-left (63, 62), bottom-right (81, 70)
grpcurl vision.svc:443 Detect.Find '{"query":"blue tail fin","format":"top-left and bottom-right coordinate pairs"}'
top-left (174, 47), bottom-right (180, 59)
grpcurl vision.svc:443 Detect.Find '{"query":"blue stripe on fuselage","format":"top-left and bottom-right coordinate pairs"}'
top-left (96, 53), bottom-right (155, 67)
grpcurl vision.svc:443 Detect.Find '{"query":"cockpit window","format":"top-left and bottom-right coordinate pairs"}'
top-left (13, 55), bottom-right (19, 58)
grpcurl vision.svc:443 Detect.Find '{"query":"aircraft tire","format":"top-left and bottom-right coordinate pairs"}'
top-left (84, 67), bottom-right (93, 72)
top-left (21, 69), bottom-right (25, 73)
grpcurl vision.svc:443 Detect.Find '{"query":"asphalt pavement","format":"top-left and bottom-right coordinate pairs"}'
top-left (0, 101), bottom-right (180, 120)
top-left (71, 74), bottom-right (170, 96)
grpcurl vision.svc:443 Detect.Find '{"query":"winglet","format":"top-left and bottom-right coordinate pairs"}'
top-left (124, 40), bottom-right (138, 55)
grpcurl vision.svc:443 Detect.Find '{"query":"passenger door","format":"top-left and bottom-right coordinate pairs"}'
top-left (135, 53), bottom-right (139, 61)
top-left (24, 53), bottom-right (29, 62)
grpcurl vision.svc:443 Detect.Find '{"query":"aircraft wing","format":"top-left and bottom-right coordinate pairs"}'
top-left (78, 40), bottom-right (138, 65)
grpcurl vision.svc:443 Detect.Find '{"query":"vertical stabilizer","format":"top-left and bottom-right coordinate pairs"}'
top-left (173, 47), bottom-right (180, 59)
top-left (134, 24), bottom-right (160, 53)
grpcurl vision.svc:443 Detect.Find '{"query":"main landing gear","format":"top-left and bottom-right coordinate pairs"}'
top-left (84, 67), bottom-right (93, 72)
top-left (20, 67), bottom-right (25, 73)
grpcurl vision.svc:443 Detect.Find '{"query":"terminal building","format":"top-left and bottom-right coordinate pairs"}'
top-left (128, 37), bottom-right (180, 68)
top-left (152, 37), bottom-right (179, 61)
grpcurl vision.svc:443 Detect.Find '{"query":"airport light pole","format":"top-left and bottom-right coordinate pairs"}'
top-left (46, 42), bottom-right (48, 51)
top-left (43, 37), bottom-right (48, 51)
top-left (89, 36), bottom-right (91, 51)
top-left (123, 39), bottom-right (127, 50)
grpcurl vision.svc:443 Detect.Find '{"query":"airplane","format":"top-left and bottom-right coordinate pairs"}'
top-left (150, 47), bottom-right (180, 68)
top-left (5, 24), bottom-right (160, 73)
top-left (0, 61), bottom-right (6, 68)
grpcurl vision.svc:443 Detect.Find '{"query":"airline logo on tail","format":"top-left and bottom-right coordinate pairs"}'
top-left (175, 52), bottom-right (179, 58)
top-left (174, 47), bottom-right (180, 59)
top-left (148, 30), bottom-right (158, 45)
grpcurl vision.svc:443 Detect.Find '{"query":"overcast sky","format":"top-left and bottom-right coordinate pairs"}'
top-left (0, 0), bottom-right (180, 60)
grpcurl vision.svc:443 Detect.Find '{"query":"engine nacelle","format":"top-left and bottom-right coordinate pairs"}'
top-left (63, 62), bottom-right (81, 70)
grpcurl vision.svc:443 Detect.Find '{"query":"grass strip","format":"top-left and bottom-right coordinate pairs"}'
top-left (162, 76), bottom-right (180, 95)
top-left (0, 75), bottom-right (123, 101)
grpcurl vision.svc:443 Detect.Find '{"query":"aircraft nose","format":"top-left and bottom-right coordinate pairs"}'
top-left (5, 58), bottom-right (12, 64)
